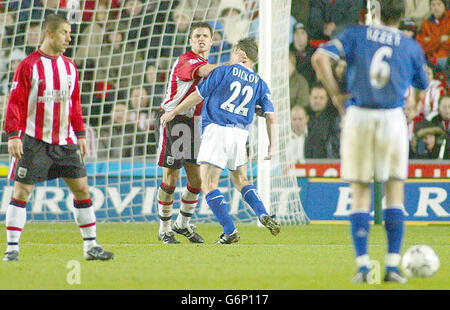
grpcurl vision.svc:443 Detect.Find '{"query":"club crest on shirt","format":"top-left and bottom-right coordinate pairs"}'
top-left (166, 156), bottom-right (175, 165)
top-left (188, 58), bottom-right (201, 65)
top-left (10, 81), bottom-right (18, 92)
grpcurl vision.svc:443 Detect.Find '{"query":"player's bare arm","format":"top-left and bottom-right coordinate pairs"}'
top-left (196, 50), bottom-right (247, 78)
top-left (160, 90), bottom-right (203, 127)
top-left (197, 63), bottom-right (219, 77)
top-left (264, 112), bottom-right (276, 160)
top-left (311, 51), bottom-right (347, 115)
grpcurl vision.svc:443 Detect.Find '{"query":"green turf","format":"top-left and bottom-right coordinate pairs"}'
top-left (0, 223), bottom-right (448, 290)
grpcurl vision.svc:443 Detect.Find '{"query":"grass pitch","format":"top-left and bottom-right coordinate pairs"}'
top-left (0, 223), bottom-right (448, 290)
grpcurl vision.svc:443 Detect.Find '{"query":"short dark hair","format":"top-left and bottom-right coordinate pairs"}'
top-left (235, 38), bottom-right (258, 63)
top-left (380, 0), bottom-right (405, 25)
top-left (189, 22), bottom-right (213, 38)
top-left (43, 14), bottom-right (70, 33)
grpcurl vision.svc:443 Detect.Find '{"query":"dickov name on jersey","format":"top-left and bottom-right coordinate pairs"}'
top-left (232, 67), bottom-right (259, 84)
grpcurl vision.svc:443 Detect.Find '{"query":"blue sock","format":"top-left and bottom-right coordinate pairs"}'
top-left (384, 207), bottom-right (405, 260)
top-left (241, 185), bottom-right (268, 220)
top-left (350, 211), bottom-right (370, 270)
top-left (205, 189), bottom-right (235, 235)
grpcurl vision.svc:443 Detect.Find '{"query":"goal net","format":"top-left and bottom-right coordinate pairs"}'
top-left (0, 0), bottom-right (309, 225)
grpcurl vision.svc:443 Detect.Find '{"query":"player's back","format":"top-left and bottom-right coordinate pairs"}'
top-left (197, 63), bottom-right (273, 131)
top-left (322, 25), bottom-right (428, 109)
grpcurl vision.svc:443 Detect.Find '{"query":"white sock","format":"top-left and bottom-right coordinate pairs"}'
top-left (158, 185), bottom-right (174, 234)
top-left (176, 185), bottom-right (200, 228)
top-left (73, 199), bottom-right (98, 252)
top-left (355, 254), bottom-right (371, 270)
top-left (385, 253), bottom-right (401, 268)
top-left (6, 199), bottom-right (27, 252)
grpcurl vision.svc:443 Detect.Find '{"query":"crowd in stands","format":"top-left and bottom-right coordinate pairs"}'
top-left (289, 0), bottom-right (449, 161)
top-left (0, 0), bottom-right (448, 161)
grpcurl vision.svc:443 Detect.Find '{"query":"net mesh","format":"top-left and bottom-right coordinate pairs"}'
top-left (0, 0), bottom-right (308, 225)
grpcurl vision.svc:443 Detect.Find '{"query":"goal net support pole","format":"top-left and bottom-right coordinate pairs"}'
top-left (257, 0), bottom-right (272, 220)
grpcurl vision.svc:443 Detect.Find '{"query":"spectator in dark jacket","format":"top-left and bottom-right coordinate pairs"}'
top-left (289, 22), bottom-right (317, 87)
top-left (98, 103), bottom-right (145, 159)
top-left (305, 84), bottom-right (339, 158)
top-left (308, 0), bottom-right (362, 40)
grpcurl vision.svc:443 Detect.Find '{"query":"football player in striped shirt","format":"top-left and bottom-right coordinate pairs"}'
top-left (3, 14), bottom-right (113, 261)
top-left (156, 22), bottom-right (245, 244)
top-left (160, 38), bottom-right (281, 244)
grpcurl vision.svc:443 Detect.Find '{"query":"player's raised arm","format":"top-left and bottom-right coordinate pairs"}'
top-left (196, 49), bottom-right (247, 77)
top-left (196, 63), bottom-right (219, 77)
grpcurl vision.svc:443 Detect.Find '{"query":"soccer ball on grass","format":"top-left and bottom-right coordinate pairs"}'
top-left (401, 245), bottom-right (440, 278)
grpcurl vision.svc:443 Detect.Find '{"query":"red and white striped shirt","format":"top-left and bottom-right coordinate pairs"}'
top-left (5, 49), bottom-right (85, 145)
top-left (161, 50), bottom-right (207, 117)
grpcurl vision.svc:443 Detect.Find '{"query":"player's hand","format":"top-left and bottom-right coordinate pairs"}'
top-left (78, 138), bottom-right (87, 158)
top-left (231, 49), bottom-right (247, 64)
top-left (8, 138), bottom-right (23, 159)
top-left (264, 144), bottom-right (273, 160)
top-left (160, 111), bottom-right (175, 128)
top-left (440, 35), bottom-right (449, 43)
top-left (331, 94), bottom-right (350, 116)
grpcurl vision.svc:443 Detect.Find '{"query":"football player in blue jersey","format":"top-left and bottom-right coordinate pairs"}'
top-left (160, 38), bottom-right (281, 244)
top-left (312, 0), bottom-right (428, 283)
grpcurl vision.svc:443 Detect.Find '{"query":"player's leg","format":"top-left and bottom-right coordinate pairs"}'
top-left (173, 114), bottom-right (202, 231)
top-left (157, 167), bottom-right (179, 243)
top-left (64, 177), bottom-right (113, 260)
top-left (201, 163), bottom-right (239, 244)
top-left (3, 181), bottom-right (34, 261)
top-left (383, 179), bottom-right (407, 283)
top-left (349, 182), bottom-right (372, 281)
top-left (230, 165), bottom-right (280, 236)
top-left (4, 135), bottom-right (50, 261)
top-left (172, 162), bottom-right (204, 243)
top-left (177, 162), bottom-right (201, 227)
top-left (340, 107), bottom-right (374, 282)
top-left (375, 107), bottom-right (408, 283)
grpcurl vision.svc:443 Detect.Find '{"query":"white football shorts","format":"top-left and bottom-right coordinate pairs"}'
top-left (340, 106), bottom-right (409, 183)
top-left (197, 123), bottom-right (249, 171)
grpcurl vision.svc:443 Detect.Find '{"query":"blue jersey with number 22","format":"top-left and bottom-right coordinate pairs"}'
top-left (319, 25), bottom-right (429, 109)
top-left (196, 63), bottom-right (274, 131)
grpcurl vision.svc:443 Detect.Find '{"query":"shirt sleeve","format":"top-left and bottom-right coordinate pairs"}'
top-left (4, 61), bottom-right (31, 139)
top-left (175, 54), bottom-right (207, 81)
top-left (317, 26), bottom-right (355, 61)
top-left (257, 81), bottom-right (274, 114)
top-left (69, 66), bottom-right (86, 138)
top-left (196, 66), bottom-right (226, 98)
